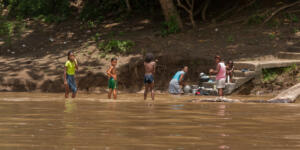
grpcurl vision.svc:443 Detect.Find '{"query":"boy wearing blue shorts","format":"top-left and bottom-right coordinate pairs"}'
top-left (144, 53), bottom-right (156, 100)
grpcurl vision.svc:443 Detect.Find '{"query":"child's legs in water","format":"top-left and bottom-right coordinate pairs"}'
top-left (144, 84), bottom-right (149, 100)
top-left (65, 84), bottom-right (69, 98)
top-left (149, 82), bottom-right (155, 100)
top-left (108, 88), bottom-right (113, 99)
top-left (72, 91), bottom-right (77, 98)
top-left (218, 88), bottom-right (224, 97)
top-left (144, 82), bottom-right (154, 100)
top-left (113, 89), bottom-right (117, 99)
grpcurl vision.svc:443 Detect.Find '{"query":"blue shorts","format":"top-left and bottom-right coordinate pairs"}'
top-left (67, 74), bottom-right (77, 93)
top-left (144, 74), bottom-right (154, 84)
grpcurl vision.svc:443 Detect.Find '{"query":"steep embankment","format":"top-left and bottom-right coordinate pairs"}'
top-left (0, 19), bottom-right (299, 93)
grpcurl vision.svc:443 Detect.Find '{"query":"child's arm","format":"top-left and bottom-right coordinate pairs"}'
top-left (179, 74), bottom-right (185, 85)
top-left (75, 59), bottom-right (78, 71)
top-left (153, 62), bottom-right (156, 74)
top-left (211, 64), bottom-right (220, 75)
top-left (64, 67), bottom-right (67, 85)
top-left (106, 66), bottom-right (113, 77)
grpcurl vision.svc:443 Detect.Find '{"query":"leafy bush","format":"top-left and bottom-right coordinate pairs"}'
top-left (97, 39), bottom-right (135, 57)
top-left (6, 0), bottom-right (70, 22)
top-left (80, 0), bottom-right (126, 22)
top-left (0, 17), bottom-right (26, 37)
top-left (227, 35), bottom-right (234, 42)
top-left (262, 65), bottom-right (297, 83)
top-left (286, 13), bottom-right (299, 23)
top-left (247, 14), bottom-right (265, 25)
top-left (160, 16), bottom-right (180, 37)
top-left (268, 32), bottom-right (276, 40)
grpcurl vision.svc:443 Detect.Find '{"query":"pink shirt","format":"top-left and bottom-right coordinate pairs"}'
top-left (216, 62), bottom-right (226, 80)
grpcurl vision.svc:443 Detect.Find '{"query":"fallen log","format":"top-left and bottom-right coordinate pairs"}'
top-left (267, 82), bottom-right (300, 103)
top-left (188, 82), bottom-right (300, 103)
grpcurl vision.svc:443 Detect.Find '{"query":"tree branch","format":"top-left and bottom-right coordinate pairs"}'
top-left (263, 0), bottom-right (300, 24)
top-left (177, 0), bottom-right (192, 14)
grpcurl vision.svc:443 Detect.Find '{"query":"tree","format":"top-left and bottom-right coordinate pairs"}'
top-left (125, 0), bottom-right (131, 12)
top-left (176, 0), bottom-right (196, 28)
top-left (159, 0), bottom-right (183, 29)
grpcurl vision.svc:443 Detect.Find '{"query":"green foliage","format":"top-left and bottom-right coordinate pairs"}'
top-left (267, 18), bottom-right (280, 28)
top-left (87, 20), bottom-right (96, 28)
top-left (80, 0), bottom-right (126, 22)
top-left (262, 65), bottom-right (297, 83)
top-left (0, 19), bottom-right (14, 37)
top-left (6, 0), bottom-right (70, 22)
top-left (285, 13), bottom-right (299, 23)
top-left (293, 28), bottom-right (299, 33)
top-left (227, 35), bottom-right (234, 42)
top-left (247, 14), bottom-right (265, 25)
top-left (0, 16), bottom-right (26, 43)
top-left (268, 32), bottom-right (276, 40)
top-left (97, 39), bottom-right (135, 57)
top-left (91, 33), bottom-right (101, 41)
top-left (160, 16), bottom-right (180, 37)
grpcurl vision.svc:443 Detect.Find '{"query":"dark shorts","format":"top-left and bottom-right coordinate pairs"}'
top-left (144, 74), bottom-right (154, 84)
top-left (67, 74), bottom-right (77, 93)
top-left (108, 77), bottom-right (117, 89)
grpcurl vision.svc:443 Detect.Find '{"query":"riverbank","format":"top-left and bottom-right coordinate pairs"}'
top-left (0, 17), bottom-right (300, 95)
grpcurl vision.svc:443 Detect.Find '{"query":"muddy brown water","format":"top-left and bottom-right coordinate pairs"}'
top-left (0, 92), bottom-right (300, 150)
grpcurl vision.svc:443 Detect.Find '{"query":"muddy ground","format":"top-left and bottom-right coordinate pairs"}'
top-left (0, 17), bottom-right (299, 95)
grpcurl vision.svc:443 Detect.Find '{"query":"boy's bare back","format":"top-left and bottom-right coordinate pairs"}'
top-left (144, 61), bottom-right (156, 75)
top-left (107, 66), bottom-right (117, 79)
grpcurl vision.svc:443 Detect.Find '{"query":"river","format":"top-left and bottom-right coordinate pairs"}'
top-left (0, 92), bottom-right (299, 150)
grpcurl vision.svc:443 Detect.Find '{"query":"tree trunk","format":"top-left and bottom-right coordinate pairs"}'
top-left (201, 0), bottom-right (210, 21)
top-left (189, 13), bottom-right (196, 28)
top-left (159, 0), bottom-right (183, 29)
top-left (268, 82), bottom-right (300, 103)
top-left (125, 0), bottom-right (131, 12)
top-left (75, 0), bottom-right (84, 13)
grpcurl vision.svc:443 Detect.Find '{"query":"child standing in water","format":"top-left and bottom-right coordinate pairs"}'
top-left (210, 55), bottom-right (226, 97)
top-left (226, 60), bottom-right (234, 83)
top-left (107, 58), bottom-right (118, 99)
top-left (144, 53), bottom-right (156, 100)
top-left (64, 51), bottom-right (78, 98)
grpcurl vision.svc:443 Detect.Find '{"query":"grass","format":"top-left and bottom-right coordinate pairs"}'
top-left (97, 39), bottom-right (135, 58)
top-left (0, 17), bottom-right (27, 46)
top-left (247, 14), bottom-right (265, 25)
top-left (160, 16), bottom-right (180, 37)
top-left (268, 32), bottom-right (276, 40)
top-left (227, 35), bottom-right (234, 42)
top-left (285, 13), bottom-right (299, 23)
top-left (262, 64), bottom-right (297, 83)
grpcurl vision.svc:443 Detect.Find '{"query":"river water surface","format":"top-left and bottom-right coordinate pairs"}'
top-left (0, 92), bottom-right (300, 150)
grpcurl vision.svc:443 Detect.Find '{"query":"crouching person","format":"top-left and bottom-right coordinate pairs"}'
top-left (169, 66), bottom-right (188, 94)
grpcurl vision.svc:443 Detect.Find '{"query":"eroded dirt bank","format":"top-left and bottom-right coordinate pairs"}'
top-left (0, 19), bottom-right (300, 94)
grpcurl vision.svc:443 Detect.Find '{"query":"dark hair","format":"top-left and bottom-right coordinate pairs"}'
top-left (182, 66), bottom-right (188, 69)
top-left (215, 55), bottom-right (221, 61)
top-left (67, 51), bottom-right (73, 60)
top-left (144, 53), bottom-right (154, 63)
top-left (111, 57), bottom-right (117, 62)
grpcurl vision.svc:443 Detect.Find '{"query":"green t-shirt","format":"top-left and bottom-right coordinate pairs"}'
top-left (65, 60), bottom-right (76, 75)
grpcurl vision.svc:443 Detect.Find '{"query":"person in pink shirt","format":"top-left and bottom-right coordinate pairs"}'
top-left (209, 55), bottom-right (226, 97)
